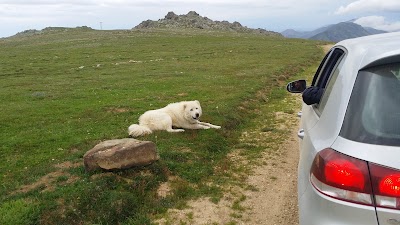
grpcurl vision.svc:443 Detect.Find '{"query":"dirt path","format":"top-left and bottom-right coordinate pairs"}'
top-left (241, 128), bottom-right (299, 225)
top-left (233, 102), bottom-right (301, 225)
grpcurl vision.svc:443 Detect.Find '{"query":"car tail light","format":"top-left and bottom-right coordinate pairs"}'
top-left (310, 148), bottom-right (373, 205)
top-left (311, 148), bottom-right (400, 210)
top-left (370, 163), bottom-right (400, 209)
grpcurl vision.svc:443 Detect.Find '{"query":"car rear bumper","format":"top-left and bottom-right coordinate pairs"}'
top-left (299, 183), bottom-right (378, 225)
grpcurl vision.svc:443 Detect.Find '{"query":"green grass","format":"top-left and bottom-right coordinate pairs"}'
top-left (0, 28), bottom-right (324, 224)
top-left (0, 199), bottom-right (40, 225)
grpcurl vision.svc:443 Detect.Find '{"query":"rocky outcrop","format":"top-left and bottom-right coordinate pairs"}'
top-left (134, 11), bottom-right (282, 37)
top-left (83, 138), bottom-right (159, 172)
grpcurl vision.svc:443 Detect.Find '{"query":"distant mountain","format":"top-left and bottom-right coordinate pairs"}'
top-left (364, 26), bottom-right (387, 35)
top-left (281, 26), bottom-right (330, 39)
top-left (134, 11), bottom-right (282, 37)
top-left (280, 29), bottom-right (301, 38)
top-left (308, 22), bottom-right (385, 42)
top-left (282, 22), bottom-right (386, 42)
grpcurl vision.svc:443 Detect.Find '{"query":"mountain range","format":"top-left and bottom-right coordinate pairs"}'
top-left (281, 22), bottom-right (387, 42)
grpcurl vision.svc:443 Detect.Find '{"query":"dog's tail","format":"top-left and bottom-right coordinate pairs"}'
top-left (128, 124), bottom-right (152, 137)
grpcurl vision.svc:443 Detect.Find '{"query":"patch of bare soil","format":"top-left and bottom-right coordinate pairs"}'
top-left (13, 161), bottom-right (82, 194)
top-left (322, 44), bottom-right (334, 53)
top-left (155, 94), bottom-right (302, 225)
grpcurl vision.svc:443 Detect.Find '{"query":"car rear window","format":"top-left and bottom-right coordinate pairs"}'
top-left (341, 62), bottom-right (400, 146)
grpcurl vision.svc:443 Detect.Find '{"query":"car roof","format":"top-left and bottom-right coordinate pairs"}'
top-left (334, 31), bottom-right (400, 69)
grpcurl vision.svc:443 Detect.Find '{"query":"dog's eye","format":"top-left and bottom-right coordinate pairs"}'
top-left (190, 109), bottom-right (193, 111)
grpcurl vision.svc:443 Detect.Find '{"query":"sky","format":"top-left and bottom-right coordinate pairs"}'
top-left (0, 0), bottom-right (400, 38)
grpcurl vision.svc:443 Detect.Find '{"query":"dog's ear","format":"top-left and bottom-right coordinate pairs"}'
top-left (195, 100), bottom-right (200, 106)
top-left (183, 103), bottom-right (187, 110)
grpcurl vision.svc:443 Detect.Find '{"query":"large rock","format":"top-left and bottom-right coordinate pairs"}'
top-left (165, 11), bottom-right (178, 20)
top-left (83, 138), bottom-right (159, 172)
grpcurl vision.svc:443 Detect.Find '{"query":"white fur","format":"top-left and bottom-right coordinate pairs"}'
top-left (128, 100), bottom-right (221, 137)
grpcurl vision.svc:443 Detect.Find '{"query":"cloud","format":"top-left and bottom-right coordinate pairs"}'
top-left (0, 0), bottom-right (97, 6)
top-left (354, 16), bottom-right (400, 31)
top-left (0, 0), bottom-right (272, 7)
top-left (335, 0), bottom-right (400, 14)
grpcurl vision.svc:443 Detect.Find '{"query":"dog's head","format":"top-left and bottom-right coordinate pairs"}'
top-left (183, 100), bottom-right (202, 121)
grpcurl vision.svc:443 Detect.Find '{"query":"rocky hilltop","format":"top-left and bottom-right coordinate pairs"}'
top-left (134, 11), bottom-right (282, 37)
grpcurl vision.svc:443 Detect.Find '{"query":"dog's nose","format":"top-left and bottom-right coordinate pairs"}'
top-left (195, 113), bottom-right (199, 118)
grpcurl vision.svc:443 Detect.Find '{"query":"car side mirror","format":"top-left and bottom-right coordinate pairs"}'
top-left (286, 80), bottom-right (307, 93)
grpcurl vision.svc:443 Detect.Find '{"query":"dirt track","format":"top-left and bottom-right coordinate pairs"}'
top-left (240, 128), bottom-right (299, 225)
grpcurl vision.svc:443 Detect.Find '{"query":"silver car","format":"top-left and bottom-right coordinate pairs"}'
top-left (287, 32), bottom-right (400, 225)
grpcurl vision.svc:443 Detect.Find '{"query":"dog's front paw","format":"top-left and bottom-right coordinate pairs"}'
top-left (167, 128), bottom-right (185, 133)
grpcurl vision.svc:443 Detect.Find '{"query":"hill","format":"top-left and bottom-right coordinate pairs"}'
top-left (11, 26), bottom-right (94, 38)
top-left (282, 22), bottom-right (386, 42)
top-left (134, 11), bottom-right (282, 37)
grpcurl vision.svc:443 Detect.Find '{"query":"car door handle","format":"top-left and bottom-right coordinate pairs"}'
top-left (297, 111), bottom-right (302, 118)
top-left (298, 129), bottom-right (304, 139)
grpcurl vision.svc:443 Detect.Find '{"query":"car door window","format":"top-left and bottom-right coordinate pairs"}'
top-left (318, 57), bottom-right (345, 112)
top-left (311, 50), bottom-right (332, 86)
top-left (309, 48), bottom-right (345, 114)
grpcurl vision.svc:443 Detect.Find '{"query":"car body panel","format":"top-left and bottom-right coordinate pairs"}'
top-left (300, 184), bottom-right (378, 225)
top-left (376, 208), bottom-right (400, 225)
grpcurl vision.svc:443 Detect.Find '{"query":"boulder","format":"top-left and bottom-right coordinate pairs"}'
top-left (187, 11), bottom-right (200, 17)
top-left (83, 138), bottom-right (159, 172)
top-left (165, 11), bottom-right (178, 20)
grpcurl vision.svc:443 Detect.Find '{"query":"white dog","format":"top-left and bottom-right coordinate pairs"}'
top-left (128, 100), bottom-right (221, 137)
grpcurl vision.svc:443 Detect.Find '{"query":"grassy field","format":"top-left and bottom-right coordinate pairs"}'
top-left (0, 28), bottom-right (323, 224)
